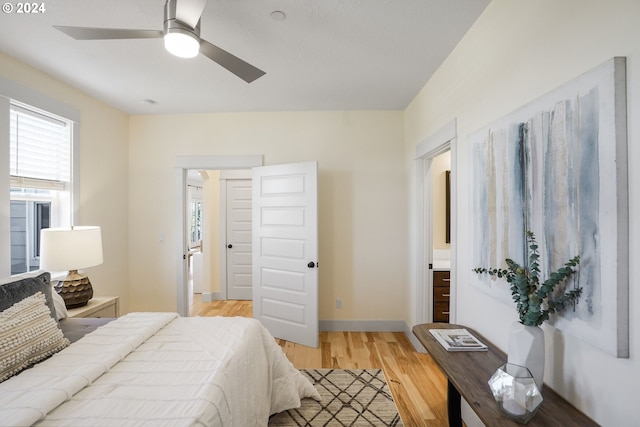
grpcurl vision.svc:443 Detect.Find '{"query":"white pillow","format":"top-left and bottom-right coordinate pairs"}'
top-left (51, 290), bottom-right (68, 320)
top-left (0, 292), bottom-right (69, 382)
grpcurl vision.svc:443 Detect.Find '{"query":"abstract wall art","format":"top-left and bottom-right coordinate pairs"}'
top-left (470, 57), bottom-right (628, 358)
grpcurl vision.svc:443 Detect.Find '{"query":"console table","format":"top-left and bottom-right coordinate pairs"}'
top-left (413, 323), bottom-right (598, 427)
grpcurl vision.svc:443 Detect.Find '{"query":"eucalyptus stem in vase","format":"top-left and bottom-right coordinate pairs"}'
top-left (473, 230), bottom-right (582, 326)
top-left (474, 230), bottom-right (582, 395)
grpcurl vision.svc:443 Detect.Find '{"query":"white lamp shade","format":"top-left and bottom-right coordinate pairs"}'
top-left (40, 226), bottom-right (103, 271)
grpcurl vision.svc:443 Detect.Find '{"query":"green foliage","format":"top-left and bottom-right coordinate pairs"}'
top-left (473, 231), bottom-right (582, 326)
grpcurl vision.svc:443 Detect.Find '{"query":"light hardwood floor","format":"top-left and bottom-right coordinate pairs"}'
top-left (191, 296), bottom-right (450, 427)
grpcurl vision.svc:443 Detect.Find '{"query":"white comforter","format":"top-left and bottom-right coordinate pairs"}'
top-left (0, 313), bottom-right (320, 426)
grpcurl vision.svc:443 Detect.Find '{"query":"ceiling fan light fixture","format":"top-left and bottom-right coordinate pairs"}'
top-left (54, 0), bottom-right (265, 82)
top-left (164, 28), bottom-right (200, 58)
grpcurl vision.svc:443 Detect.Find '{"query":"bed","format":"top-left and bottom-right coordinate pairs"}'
top-left (0, 272), bottom-right (320, 426)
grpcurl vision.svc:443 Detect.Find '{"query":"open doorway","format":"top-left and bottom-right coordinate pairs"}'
top-left (414, 120), bottom-right (457, 332)
top-left (431, 152), bottom-right (451, 323)
top-left (188, 169), bottom-right (254, 311)
top-left (185, 170), bottom-right (204, 311)
top-left (177, 157), bottom-right (320, 348)
top-left (175, 155), bottom-right (263, 317)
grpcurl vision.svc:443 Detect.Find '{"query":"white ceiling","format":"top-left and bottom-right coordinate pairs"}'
top-left (0, 0), bottom-right (490, 115)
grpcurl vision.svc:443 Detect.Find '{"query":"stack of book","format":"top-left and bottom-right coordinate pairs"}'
top-left (429, 328), bottom-right (488, 351)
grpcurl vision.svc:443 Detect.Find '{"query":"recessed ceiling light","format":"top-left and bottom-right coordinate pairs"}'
top-left (271, 10), bottom-right (286, 21)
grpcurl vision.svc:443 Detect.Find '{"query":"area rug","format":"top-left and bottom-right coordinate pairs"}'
top-left (269, 369), bottom-right (404, 426)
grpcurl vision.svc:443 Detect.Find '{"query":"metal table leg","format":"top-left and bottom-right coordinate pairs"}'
top-left (447, 379), bottom-right (462, 427)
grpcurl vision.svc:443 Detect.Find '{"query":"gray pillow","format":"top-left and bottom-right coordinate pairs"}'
top-left (0, 272), bottom-right (57, 321)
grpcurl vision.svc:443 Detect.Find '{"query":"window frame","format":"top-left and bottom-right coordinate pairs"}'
top-left (0, 77), bottom-right (80, 277)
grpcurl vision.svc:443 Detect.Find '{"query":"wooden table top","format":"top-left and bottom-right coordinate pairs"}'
top-left (412, 323), bottom-right (599, 427)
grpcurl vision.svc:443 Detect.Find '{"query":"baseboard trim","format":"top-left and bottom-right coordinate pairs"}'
top-left (408, 329), bottom-right (427, 353)
top-left (200, 292), bottom-right (222, 302)
top-left (319, 319), bottom-right (407, 332)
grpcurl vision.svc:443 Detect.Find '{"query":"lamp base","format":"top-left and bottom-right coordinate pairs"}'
top-left (54, 270), bottom-right (94, 308)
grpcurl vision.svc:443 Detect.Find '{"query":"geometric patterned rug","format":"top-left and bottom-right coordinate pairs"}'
top-left (269, 369), bottom-right (404, 426)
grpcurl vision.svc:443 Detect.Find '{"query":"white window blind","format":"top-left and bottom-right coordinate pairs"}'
top-left (9, 103), bottom-right (71, 187)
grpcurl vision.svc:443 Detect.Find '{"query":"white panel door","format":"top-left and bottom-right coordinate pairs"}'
top-left (226, 179), bottom-right (253, 300)
top-left (252, 161), bottom-right (318, 348)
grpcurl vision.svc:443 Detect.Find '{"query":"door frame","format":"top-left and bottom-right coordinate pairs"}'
top-left (175, 155), bottom-right (263, 316)
top-left (414, 120), bottom-right (458, 330)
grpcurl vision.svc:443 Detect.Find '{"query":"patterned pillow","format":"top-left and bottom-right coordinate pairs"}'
top-left (0, 272), bottom-right (57, 321)
top-left (0, 292), bottom-right (70, 382)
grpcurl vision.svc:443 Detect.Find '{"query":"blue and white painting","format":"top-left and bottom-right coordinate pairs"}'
top-left (470, 58), bottom-right (628, 358)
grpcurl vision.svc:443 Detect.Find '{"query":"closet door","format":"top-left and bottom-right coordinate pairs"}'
top-left (226, 179), bottom-right (253, 300)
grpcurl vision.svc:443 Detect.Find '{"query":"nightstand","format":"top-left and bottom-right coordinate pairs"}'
top-left (67, 296), bottom-right (119, 318)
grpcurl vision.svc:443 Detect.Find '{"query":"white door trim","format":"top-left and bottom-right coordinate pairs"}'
top-left (414, 119), bottom-right (458, 341)
top-left (175, 155), bottom-right (263, 317)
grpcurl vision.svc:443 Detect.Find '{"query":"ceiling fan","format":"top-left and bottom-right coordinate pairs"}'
top-left (53, 0), bottom-right (265, 83)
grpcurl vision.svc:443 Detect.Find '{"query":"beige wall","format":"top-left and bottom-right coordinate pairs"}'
top-left (432, 151), bottom-right (450, 250)
top-left (0, 52), bottom-right (409, 323)
top-left (405, 1), bottom-right (639, 425)
top-left (203, 170), bottom-right (221, 294)
top-left (128, 111), bottom-right (407, 320)
top-left (0, 52), bottom-right (131, 313)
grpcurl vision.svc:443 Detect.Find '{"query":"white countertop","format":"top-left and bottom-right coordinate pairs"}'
top-left (433, 260), bottom-right (450, 271)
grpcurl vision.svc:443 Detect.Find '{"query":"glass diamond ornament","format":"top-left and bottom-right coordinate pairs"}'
top-left (488, 363), bottom-right (543, 424)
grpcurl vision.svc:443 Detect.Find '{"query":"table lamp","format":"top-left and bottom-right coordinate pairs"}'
top-left (40, 226), bottom-right (103, 308)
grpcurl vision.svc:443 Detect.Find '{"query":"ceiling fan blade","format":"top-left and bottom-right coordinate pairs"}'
top-left (54, 25), bottom-right (163, 40)
top-left (200, 39), bottom-right (265, 83)
top-left (174, 0), bottom-right (208, 29)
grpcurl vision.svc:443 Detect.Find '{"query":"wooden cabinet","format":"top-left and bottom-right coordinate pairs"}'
top-left (433, 270), bottom-right (450, 323)
top-left (67, 297), bottom-right (119, 318)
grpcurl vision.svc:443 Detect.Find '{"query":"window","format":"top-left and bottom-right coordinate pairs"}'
top-left (190, 200), bottom-right (203, 244)
top-left (188, 184), bottom-right (203, 247)
top-left (9, 102), bottom-right (72, 274)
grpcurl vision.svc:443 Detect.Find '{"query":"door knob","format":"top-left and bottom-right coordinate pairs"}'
top-left (227, 244), bottom-right (233, 249)
top-left (307, 261), bottom-right (316, 268)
